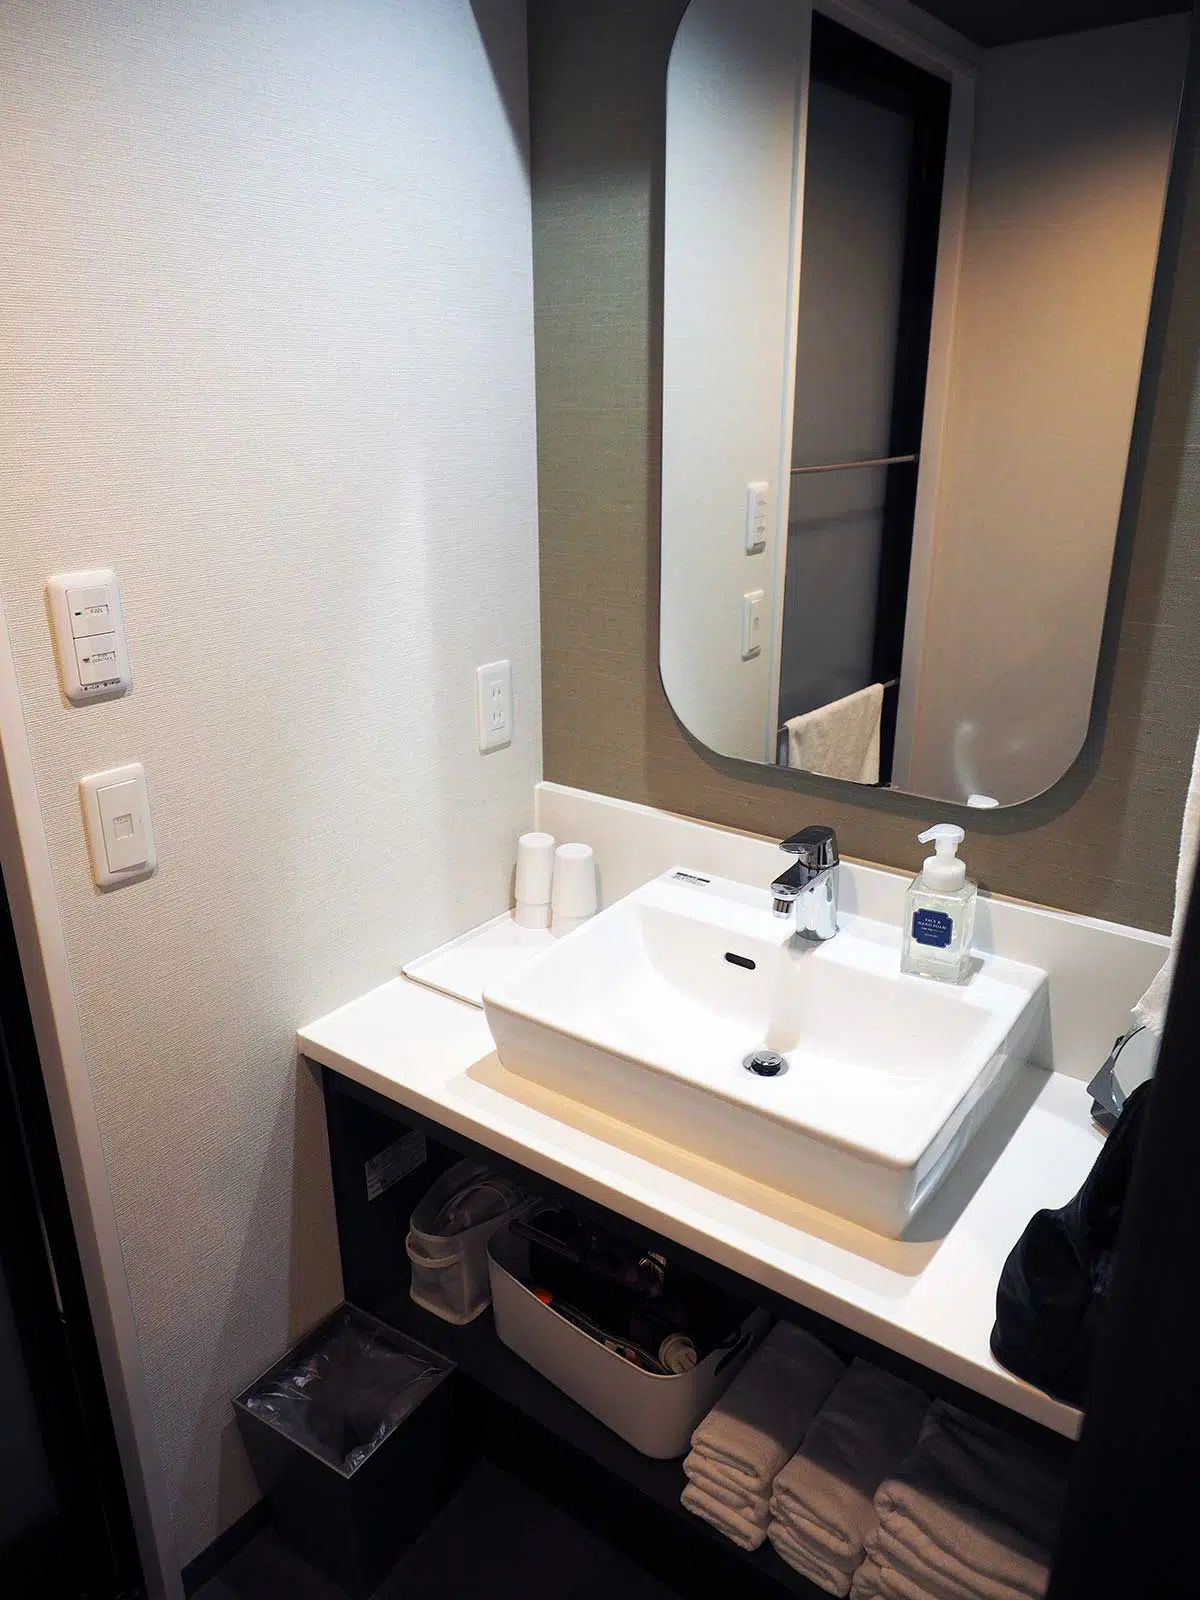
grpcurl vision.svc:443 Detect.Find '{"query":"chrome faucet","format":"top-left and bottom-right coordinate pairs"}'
top-left (772, 826), bottom-right (839, 942)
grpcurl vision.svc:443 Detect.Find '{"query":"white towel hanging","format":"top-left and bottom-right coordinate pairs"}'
top-left (785, 685), bottom-right (883, 784)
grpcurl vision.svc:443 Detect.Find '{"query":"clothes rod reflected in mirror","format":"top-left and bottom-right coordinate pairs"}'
top-left (790, 454), bottom-right (919, 475)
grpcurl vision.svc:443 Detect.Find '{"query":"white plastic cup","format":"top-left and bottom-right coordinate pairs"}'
top-left (514, 832), bottom-right (555, 929)
top-left (551, 842), bottom-right (597, 935)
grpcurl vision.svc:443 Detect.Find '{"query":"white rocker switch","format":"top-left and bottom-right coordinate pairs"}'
top-left (80, 764), bottom-right (157, 888)
top-left (741, 589), bottom-right (765, 660)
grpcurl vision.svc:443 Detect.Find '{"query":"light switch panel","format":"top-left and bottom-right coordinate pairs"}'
top-left (46, 569), bottom-right (132, 704)
top-left (80, 764), bottom-right (156, 888)
top-left (741, 590), bottom-right (765, 660)
top-left (745, 482), bottom-right (770, 554)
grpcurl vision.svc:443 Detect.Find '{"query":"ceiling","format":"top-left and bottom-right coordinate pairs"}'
top-left (915, 0), bottom-right (1190, 47)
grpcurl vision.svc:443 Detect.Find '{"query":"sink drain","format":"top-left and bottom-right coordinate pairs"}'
top-left (743, 1050), bottom-right (787, 1078)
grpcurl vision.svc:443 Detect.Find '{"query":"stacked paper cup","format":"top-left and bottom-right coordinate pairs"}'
top-left (514, 832), bottom-right (556, 928)
top-left (550, 842), bottom-right (597, 936)
top-left (514, 834), bottom-right (597, 934)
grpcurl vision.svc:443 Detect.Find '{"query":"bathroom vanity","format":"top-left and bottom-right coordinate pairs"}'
top-left (298, 784), bottom-right (1167, 1598)
top-left (290, 0), bottom-right (1189, 1592)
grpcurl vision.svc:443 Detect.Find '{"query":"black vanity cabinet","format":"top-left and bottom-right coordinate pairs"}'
top-left (317, 1066), bottom-right (1075, 1600)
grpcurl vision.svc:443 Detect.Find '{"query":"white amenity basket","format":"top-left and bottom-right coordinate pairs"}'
top-left (487, 1223), bottom-right (770, 1458)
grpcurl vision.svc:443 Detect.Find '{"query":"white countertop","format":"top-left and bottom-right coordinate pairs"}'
top-left (299, 973), bottom-right (1098, 1440)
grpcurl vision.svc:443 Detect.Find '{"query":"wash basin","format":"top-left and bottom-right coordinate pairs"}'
top-left (482, 868), bottom-right (1049, 1235)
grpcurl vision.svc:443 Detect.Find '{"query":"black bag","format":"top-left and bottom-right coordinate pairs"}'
top-left (990, 1081), bottom-right (1151, 1407)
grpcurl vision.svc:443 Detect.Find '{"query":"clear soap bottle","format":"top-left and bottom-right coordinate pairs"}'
top-left (900, 824), bottom-right (977, 983)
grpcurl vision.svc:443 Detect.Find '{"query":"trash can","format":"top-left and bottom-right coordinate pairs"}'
top-left (234, 1304), bottom-right (457, 1596)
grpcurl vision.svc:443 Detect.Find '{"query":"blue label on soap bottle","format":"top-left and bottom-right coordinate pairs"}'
top-left (913, 908), bottom-right (953, 949)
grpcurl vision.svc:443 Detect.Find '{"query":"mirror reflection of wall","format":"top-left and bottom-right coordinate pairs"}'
top-left (900, 13), bottom-right (1188, 803)
top-left (661, 0), bottom-right (1189, 807)
top-left (781, 17), bottom-right (949, 787)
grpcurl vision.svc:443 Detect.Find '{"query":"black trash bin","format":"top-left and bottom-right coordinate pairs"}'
top-left (234, 1304), bottom-right (457, 1596)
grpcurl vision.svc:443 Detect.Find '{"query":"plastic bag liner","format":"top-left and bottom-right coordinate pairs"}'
top-left (241, 1307), bottom-right (446, 1475)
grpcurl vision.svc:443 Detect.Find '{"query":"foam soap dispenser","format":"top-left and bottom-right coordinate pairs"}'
top-left (901, 824), bottom-right (977, 983)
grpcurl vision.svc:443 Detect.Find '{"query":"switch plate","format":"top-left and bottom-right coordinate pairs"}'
top-left (46, 569), bottom-right (132, 704)
top-left (67, 584), bottom-right (117, 638)
top-left (476, 660), bottom-right (512, 751)
top-left (79, 764), bottom-right (156, 888)
top-left (75, 633), bottom-right (122, 688)
top-left (745, 482), bottom-right (770, 554)
top-left (741, 590), bottom-right (765, 660)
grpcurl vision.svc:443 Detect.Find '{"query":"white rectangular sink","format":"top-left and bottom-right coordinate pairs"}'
top-left (483, 869), bottom-right (1049, 1236)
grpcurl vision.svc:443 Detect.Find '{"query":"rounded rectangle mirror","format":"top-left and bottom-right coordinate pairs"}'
top-left (661, 0), bottom-right (1189, 806)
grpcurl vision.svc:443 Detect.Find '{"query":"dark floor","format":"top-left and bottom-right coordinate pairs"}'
top-left (192, 1458), bottom-right (684, 1600)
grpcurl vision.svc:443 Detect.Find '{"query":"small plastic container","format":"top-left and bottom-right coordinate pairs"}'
top-left (487, 1224), bottom-right (770, 1458)
top-left (406, 1160), bottom-right (529, 1324)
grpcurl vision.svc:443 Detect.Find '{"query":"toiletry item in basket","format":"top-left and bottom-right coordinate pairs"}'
top-left (900, 824), bottom-right (977, 984)
top-left (510, 1205), bottom-right (754, 1368)
top-left (512, 1207), bottom-right (668, 1298)
top-left (659, 1333), bottom-right (698, 1374)
top-left (529, 1293), bottom-right (669, 1373)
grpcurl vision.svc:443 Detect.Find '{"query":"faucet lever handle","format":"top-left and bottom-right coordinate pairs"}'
top-left (780, 825), bottom-right (838, 870)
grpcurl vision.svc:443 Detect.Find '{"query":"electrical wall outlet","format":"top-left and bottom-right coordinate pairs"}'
top-left (476, 660), bottom-right (512, 751)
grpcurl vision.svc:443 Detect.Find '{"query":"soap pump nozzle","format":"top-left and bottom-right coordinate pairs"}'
top-left (917, 824), bottom-right (967, 892)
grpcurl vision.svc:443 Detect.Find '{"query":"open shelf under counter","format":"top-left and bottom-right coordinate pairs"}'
top-left (378, 1291), bottom-right (826, 1599)
top-left (299, 974), bottom-right (1094, 1441)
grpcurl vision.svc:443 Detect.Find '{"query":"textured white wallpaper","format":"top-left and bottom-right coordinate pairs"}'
top-left (0, 0), bottom-right (540, 1563)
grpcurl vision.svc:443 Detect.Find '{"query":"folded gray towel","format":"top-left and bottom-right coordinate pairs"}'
top-left (680, 1480), bottom-right (769, 1550)
top-left (850, 1550), bottom-right (1002, 1600)
top-left (684, 1454), bottom-right (764, 1517)
top-left (690, 1322), bottom-right (844, 1496)
top-left (771, 1520), bottom-right (856, 1596)
top-left (682, 1448), bottom-right (757, 1501)
top-left (870, 1517), bottom-right (1039, 1600)
top-left (847, 1556), bottom-right (887, 1599)
top-left (771, 1359), bottom-right (929, 1571)
top-left (864, 1400), bottom-right (1067, 1600)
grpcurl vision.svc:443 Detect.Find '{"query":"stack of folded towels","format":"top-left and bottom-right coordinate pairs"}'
top-left (768, 1358), bottom-right (930, 1595)
top-left (681, 1322), bottom-right (844, 1550)
top-left (851, 1399), bottom-right (1069, 1600)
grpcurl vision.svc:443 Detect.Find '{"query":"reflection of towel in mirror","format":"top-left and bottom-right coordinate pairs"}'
top-left (786, 685), bottom-right (883, 784)
top-left (1134, 724), bottom-right (1200, 1034)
